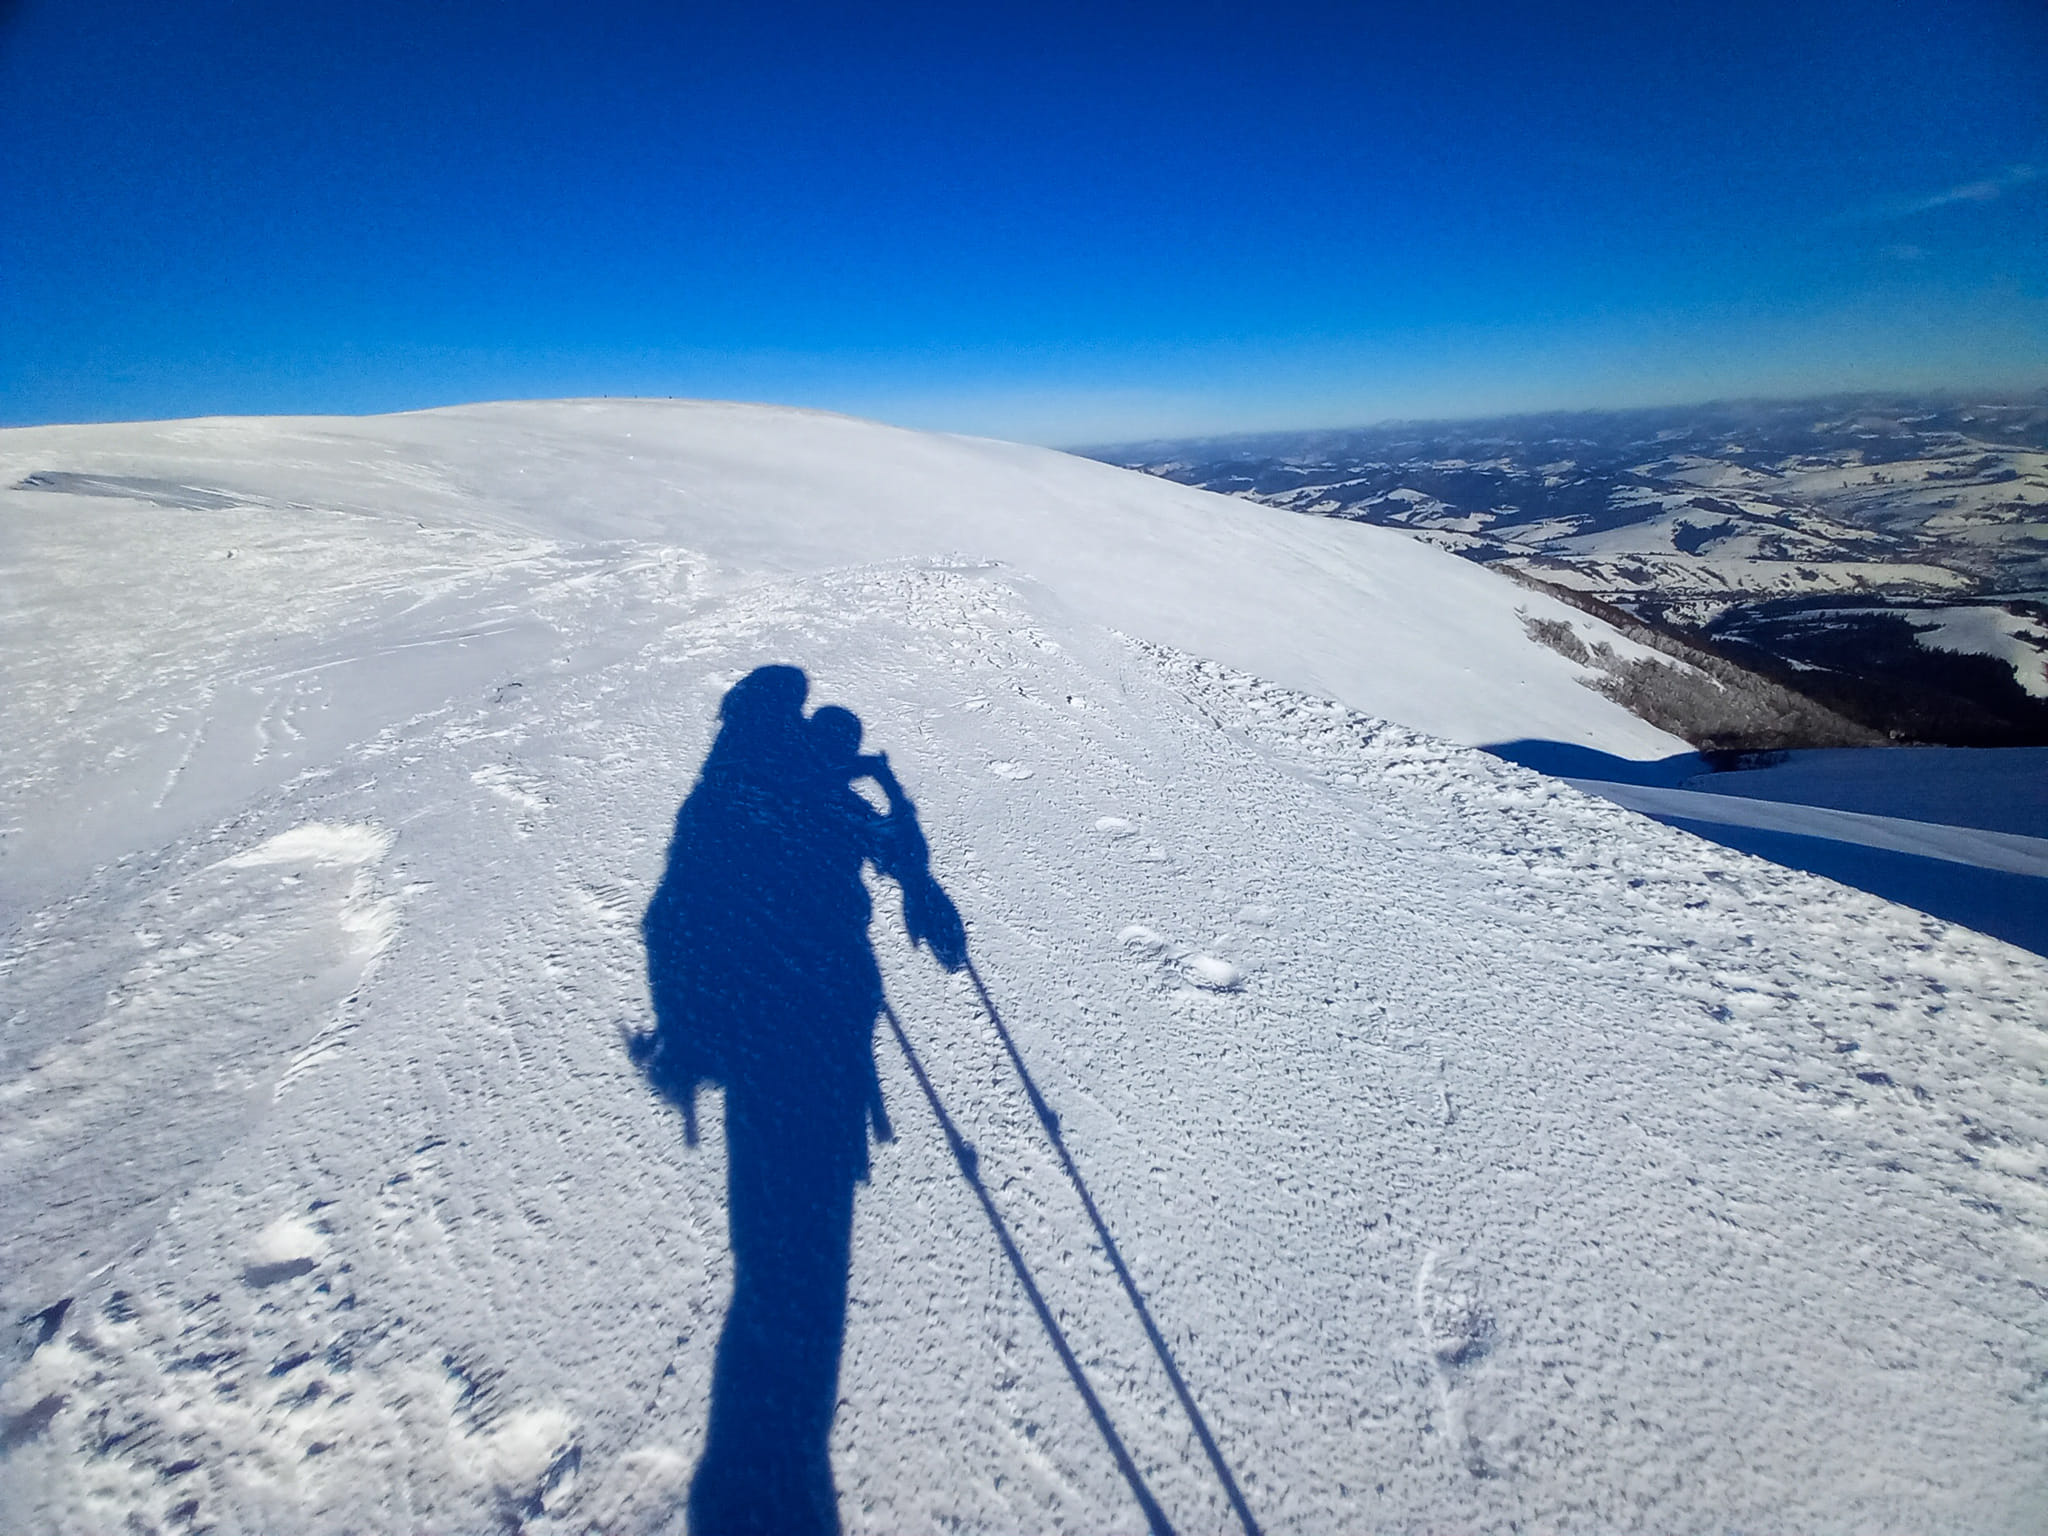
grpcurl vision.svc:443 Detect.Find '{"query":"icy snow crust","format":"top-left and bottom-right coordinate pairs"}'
top-left (2, 401), bottom-right (2045, 1532)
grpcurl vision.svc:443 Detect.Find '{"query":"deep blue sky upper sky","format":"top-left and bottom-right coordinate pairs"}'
top-left (3, 1), bottom-right (2043, 442)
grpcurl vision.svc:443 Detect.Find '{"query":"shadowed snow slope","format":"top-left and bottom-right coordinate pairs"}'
top-left (1, 402), bottom-right (2044, 1533)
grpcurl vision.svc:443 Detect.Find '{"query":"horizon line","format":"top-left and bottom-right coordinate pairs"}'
top-left (4, 378), bottom-right (2046, 452)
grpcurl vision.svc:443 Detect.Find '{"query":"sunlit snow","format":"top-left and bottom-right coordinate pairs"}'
top-left (2, 402), bottom-right (2043, 1533)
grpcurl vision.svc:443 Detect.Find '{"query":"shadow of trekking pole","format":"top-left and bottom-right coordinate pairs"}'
top-left (880, 1000), bottom-right (1176, 1536)
top-left (963, 961), bottom-right (1266, 1536)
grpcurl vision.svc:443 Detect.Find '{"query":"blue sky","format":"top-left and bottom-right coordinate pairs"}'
top-left (2, 0), bottom-right (2043, 443)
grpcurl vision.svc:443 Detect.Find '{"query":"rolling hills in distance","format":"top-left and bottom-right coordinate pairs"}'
top-left (1098, 392), bottom-right (2048, 749)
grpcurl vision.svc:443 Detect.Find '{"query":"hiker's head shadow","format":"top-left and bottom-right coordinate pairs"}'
top-left (809, 703), bottom-right (865, 774)
top-left (704, 662), bottom-right (810, 782)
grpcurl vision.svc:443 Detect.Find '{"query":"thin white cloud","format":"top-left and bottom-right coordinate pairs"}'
top-left (1870, 163), bottom-right (2042, 221)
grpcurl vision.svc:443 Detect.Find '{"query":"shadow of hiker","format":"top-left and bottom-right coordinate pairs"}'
top-left (632, 665), bottom-right (965, 1536)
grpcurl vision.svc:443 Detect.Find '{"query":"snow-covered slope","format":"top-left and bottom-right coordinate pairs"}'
top-left (3, 401), bottom-right (1682, 729)
top-left (1488, 741), bottom-right (2048, 957)
top-left (0, 400), bottom-right (1692, 933)
top-left (1696, 744), bottom-right (2048, 838)
top-left (3, 403), bottom-right (2045, 1533)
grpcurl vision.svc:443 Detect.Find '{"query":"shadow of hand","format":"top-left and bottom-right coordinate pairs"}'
top-left (903, 872), bottom-right (968, 972)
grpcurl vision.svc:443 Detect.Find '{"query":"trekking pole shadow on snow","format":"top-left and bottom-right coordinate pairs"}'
top-left (880, 1000), bottom-right (1177, 1536)
top-left (962, 961), bottom-right (1266, 1536)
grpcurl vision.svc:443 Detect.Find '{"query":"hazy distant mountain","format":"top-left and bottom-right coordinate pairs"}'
top-left (1095, 393), bottom-right (2048, 745)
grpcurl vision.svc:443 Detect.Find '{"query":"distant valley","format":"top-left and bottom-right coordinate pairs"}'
top-left (1098, 393), bottom-right (2048, 747)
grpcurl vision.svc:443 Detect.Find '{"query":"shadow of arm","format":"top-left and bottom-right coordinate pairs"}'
top-left (863, 753), bottom-right (968, 971)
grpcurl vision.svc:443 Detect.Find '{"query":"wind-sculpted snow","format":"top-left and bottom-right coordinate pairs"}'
top-left (0, 822), bottom-right (395, 1320)
top-left (1, 406), bottom-right (2044, 1532)
top-left (0, 398), bottom-right (1687, 764)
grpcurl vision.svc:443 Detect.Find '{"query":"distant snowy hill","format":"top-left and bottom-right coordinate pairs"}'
top-left (1102, 394), bottom-right (2048, 745)
top-left (3, 402), bottom-right (2044, 1534)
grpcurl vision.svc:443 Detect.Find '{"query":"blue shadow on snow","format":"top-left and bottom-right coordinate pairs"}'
top-left (1484, 739), bottom-right (1707, 787)
top-left (629, 666), bottom-right (1258, 1536)
top-left (1659, 816), bottom-right (2048, 959)
top-left (633, 665), bottom-right (967, 1535)
top-left (1487, 739), bottom-right (2048, 959)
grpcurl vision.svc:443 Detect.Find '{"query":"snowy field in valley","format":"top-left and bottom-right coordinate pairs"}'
top-left (2, 401), bottom-right (2045, 1533)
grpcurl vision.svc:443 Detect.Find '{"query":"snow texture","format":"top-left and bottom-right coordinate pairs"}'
top-left (1694, 745), bottom-right (2048, 841)
top-left (2, 402), bottom-right (2044, 1534)
top-left (1533, 744), bottom-right (2048, 960)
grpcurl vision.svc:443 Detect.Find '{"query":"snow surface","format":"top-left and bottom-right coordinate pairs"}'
top-left (1489, 741), bottom-right (2048, 961)
top-left (3, 402), bottom-right (2047, 1533)
top-left (1692, 745), bottom-right (2048, 840)
top-left (1571, 781), bottom-right (2048, 878)
top-left (1906, 606), bottom-right (2048, 699)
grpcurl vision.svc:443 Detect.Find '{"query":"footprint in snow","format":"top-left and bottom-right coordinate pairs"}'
top-left (1118, 926), bottom-right (1243, 990)
top-left (1415, 1248), bottom-right (1497, 1479)
top-left (1180, 954), bottom-right (1244, 991)
top-left (1092, 816), bottom-right (1171, 861)
top-left (987, 761), bottom-right (1034, 780)
top-left (472, 762), bottom-right (547, 812)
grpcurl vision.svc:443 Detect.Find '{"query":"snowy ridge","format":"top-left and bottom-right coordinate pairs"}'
top-left (2, 404), bottom-right (2045, 1532)
top-left (0, 399), bottom-right (1687, 785)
